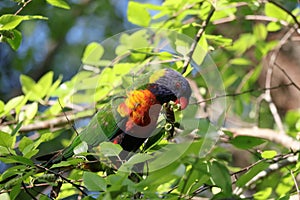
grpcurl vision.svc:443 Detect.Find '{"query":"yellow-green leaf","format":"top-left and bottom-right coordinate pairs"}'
top-left (127, 1), bottom-right (151, 27)
top-left (261, 150), bottom-right (277, 159)
top-left (46, 0), bottom-right (70, 9)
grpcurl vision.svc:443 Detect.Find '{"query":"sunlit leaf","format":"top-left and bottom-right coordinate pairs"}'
top-left (0, 131), bottom-right (15, 149)
top-left (37, 71), bottom-right (54, 98)
top-left (253, 187), bottom-right (272, 199)
top-left (81, 42), bottom-right (104, 66)
top-left (265, 3), bottom-right (289, 22)
top-left (127, 1), bottom-right (151, 27)
top-left (73, 141), bottom-right (88, 155)
top-left (0, 15), bottom-right (47, 30)
top-left (6, 29), bottom-right (22, 50)
top-left (20, 74), bottom-right (43, 101)
top-left (83, 172), bottom-right (107, 191)
top-left (25, 102), bottom-right (38, 120)
top-left (99, 142), bottom-right (122, 157)
top-left (261, 150), bottom-right (277, 159)
top-left (267, 21), bottom-right (282, 32)
top-left (46, 0), bottom-right (70, 9)
top-left (3, 95), bottom-right (24, 116)
top-left (253, 23), bottom-right (267, 41)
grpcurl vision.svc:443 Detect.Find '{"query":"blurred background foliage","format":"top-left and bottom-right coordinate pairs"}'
top-left (0, 0), bottom-right (141, 101)
top-left (1, 0), bottom-right (300, 199)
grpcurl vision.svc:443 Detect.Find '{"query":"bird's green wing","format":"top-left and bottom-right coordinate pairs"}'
top-left (49, 103), bottom-right (124, 164)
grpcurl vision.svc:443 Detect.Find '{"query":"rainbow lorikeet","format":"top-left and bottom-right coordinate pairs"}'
top-left (41, 68), bottom-right (192, 166)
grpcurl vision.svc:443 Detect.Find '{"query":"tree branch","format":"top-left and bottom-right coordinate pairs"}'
top-left (224, 127), bottom-right (300, 151)
top-left (0, 109), bottom-right (95, 133)
top-left (264, 27), bottom-right (296, 134)
top-left (181, 7), bottom-right (215, 74)
top-left (14, 0), bottom-right (33, 16)
top-left (233, 153), bottom-right (298, 195)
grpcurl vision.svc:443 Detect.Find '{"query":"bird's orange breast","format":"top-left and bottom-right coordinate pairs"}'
top-left (117, 89), bottom-right (158, 131)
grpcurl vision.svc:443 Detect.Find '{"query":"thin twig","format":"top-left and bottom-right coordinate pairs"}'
top-left (14, 0), bottom-right (33, 15)
top-left (233, 154), bottom-right (299, 195)
top-left (178, 158), bottom-right (199, 200)
top-left (181, 7), bottom-right (215, 74)
top-left (21, 181), bottom-right (38, 200)
top-left (192, 83), bottom-right (293, 105)
top-left (290, 170), bottom-right (300, 199)
top-left (58, 98), bottom-right (79, 135)
top-left (264, 27), bottom-right (295, 134)
top-left (267, 0), bottom-right (300, 28)
top-left (36, 165), bottom-right (88, 196)
top-left (274, 62), bottom-right (300, 92)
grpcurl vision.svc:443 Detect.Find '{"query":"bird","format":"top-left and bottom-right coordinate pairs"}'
top-left (38, 68), bottom-right (192, 167)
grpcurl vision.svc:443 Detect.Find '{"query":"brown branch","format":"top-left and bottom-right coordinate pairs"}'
top-left (0, 109), bottom-right (94, 133)
top-left (264, 26), bottom-right (296, 134)
top-left (181, 7), bottom-right (215, 74)
top-left (224, 127), bottom-right (300, 151)
top-left (233, 153), bottom-right (298, 195)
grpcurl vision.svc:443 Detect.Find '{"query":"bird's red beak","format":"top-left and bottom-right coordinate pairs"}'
top-left (176, 97), bottom-right (189, 110)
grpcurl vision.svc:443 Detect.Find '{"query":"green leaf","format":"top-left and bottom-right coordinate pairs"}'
top-left (0, 131), bottom-right (15, 149)
top-left (230, 136), bottom-right (266, 149)
top-left (20, 74), bottom-right (43, 101)
top-left (18, 137), bottom-right (33, 153)
top-left (0, 155), bottom-right (33, 166)
top-left (83, 172), bottom-right (107, 191)
top-left (81, 42), bottom-right (104, 66)
top-left (208, 160), bottom-right (232, 194)
top-left (276, 176), bottom-right (294, 196)
top-left (236, 161), bottom-right (269, 187)
top-left (37, 71), bottom-right (54, 97)
top-left (230, 58), bottom-right (252, 66)
top-left (267, 22), bottom-right (282, 32)
top-left (73, 141), bottom-right (88, 155)
top-left (6, 29), bottom-right (22, 50)
top-left (119, 154), bottom-right (153, 172)
top-left (20, 74), bottom-right (36, 93)
top-left (99, 142), bottom-right (122, 157)
top-left (254, 187), bottom-right (272, 199)
top-left (206, 34), bottom-right (233, 47)
top-left (46, 0), bottom-right (70, 9)
top-left (3, 95), bottom-right (24, 116)
top-left (25, 102), bottom-right (38, 120)
top-left (11, 121), bottom-right (23, 136)
top-left (127, 1), bottom-right (151, 27)
top-left (265, 3), bottom-right (289, 22)
top-left (47, 74), bottom-right (63, 97)
top-left (253, 23), bottom-right (267, 41)
top-left (51, 159), bottom-right (83, 168)
top-left (0, 15), bottom-right (47, 30)
top-left (10, 183), bottom-right (21, 200)
top-left (261, 150), bottom-right (277, 159)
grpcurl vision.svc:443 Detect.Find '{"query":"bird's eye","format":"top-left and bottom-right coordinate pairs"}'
top-left (175, 82), bottom-right (181, 89)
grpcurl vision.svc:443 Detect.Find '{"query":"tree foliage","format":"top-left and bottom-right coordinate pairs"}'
top-left (1, 0), bottom-right (300, 199)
